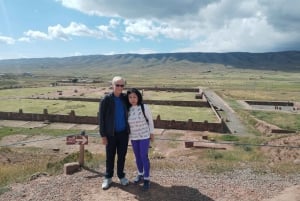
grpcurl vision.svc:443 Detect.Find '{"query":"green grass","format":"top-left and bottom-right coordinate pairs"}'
top-left (250, 110), bottom-right (300, 131)
top-left (0, 147), bottom-right (54, 188)
top-left (0, 99), bottom-right (99, 116)
top-left (208, 70), bottom-right (300, 102)
top-left (219, 134), bottom-right (240, 141)
top-left (0, 147), bottom-right (104, 189)
top-left (46, 150), bottom-right (104, 175)
top-left (204, 146), bottom-right (266, 173)
top-left (0, 127), bottom-right (79, 141)
top-left (0, 98), bottom-right (218, 122)
top-left (150, 105), bottom-right (219, 122)
top-left (164, 132), bottom-right (184, 148)
top-left (143, 91), bottom-right (200, 101)
top-left (0, 86), bottom-right (71, 97)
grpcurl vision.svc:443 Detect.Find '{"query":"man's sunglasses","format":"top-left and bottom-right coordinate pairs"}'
top-left (115, 84), bottom-right (124, 87)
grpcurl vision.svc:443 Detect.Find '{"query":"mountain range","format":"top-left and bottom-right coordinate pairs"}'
top-left (0, 51), bottom-right (299, 73)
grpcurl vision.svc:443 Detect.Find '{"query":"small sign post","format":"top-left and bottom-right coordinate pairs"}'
top-left (66, 131), bottom-right (88, 167)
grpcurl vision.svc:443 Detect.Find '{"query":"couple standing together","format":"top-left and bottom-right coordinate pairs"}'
top-left (99, 76), bottom-right (154, 191)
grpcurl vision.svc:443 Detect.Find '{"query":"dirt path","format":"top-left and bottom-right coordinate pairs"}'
top-left (262, 185), bottom-right (300, 201)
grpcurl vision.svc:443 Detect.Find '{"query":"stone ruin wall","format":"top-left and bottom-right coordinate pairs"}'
top-left (0, 109), bottom-right (226, 133)
top-left (0, 87), bottom-right (227, 132)
top-left (135, 87), bottom-right (199, 92)
top-left (245, 100), bottom-right (294, 107)
top-left (55, 97), bottom-right (209, 107)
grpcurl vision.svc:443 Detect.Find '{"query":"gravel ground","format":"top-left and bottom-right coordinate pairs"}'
top-left (1, 165), bottom-right (299, 201)
top-left (1, 126), bottom-right (299, 201)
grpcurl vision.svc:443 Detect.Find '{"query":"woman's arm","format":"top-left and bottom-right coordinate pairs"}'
top-left (144, 104), bottom-right (154, 133)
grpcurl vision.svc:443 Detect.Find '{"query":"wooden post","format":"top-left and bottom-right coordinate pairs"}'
top-left (66, 131), bottom-right (88, 168)
top-left (79, 130), bottom-right (85, 167)
top-left (79, 144), bottom-right (84, 167)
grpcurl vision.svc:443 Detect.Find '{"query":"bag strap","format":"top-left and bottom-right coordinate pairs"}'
top-left (141, 103), bottom-right (149, 124)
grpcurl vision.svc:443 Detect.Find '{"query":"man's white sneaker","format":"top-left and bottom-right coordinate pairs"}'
top-left (102, 178), bottom-right (112, 190)
top-left (119, 177), bottom-right (129, 186)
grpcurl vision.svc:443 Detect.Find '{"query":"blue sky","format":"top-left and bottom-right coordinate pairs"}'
top-left (0, 0), bottom-right (300, 59)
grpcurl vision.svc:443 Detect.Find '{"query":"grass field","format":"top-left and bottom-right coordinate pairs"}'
top-left (0, 98), bottom-right (218, 122)
top-left (0, 99), bottom-right (99, 116)
top-left (0, 67), bottom-right (299, 129)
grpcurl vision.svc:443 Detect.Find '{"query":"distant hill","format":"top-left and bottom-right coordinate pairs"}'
top-left (0, 51), bottom-right (299, 74)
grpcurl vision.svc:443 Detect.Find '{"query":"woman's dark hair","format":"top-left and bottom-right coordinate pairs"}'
top-left (127, 88), bottom-right (143, 106)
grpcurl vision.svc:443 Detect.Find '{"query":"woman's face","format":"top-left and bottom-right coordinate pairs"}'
top-left (128, 92), bottom-right (138, 106)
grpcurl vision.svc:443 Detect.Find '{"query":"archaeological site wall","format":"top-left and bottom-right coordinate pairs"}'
top-left (0, 87), bottom-right (230, 132)
top-left (0, 109), bottom-right (226, 132)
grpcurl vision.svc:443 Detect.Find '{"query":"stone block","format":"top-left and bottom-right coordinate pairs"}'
top-left (185, 141), bottom-right (194, 148)
top-left (64, 162), bottom-right (80, 175)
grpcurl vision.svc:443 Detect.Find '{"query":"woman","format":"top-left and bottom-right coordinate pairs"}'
top-left (127, 88), bottom-right (154, 190)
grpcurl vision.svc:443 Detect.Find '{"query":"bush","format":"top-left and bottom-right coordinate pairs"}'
top-left (220, 135), bottom-right (239, 141)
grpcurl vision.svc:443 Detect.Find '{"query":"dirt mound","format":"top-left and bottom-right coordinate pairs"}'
top-left (255, 118), bottom-right (281, 135)
top-left (261, 135), bottom-right (300, 164)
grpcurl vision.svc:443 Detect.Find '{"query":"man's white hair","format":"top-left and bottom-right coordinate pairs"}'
top-left (112, 76), bottom-right (125, 85)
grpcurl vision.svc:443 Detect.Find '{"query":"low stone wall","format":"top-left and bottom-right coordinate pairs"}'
top-left (0, 110), bottom-right (98, 125)
top-left (57, 97), bottom-right (100, 102)
top-left (47, 97), bottom-right (210, 107)
top-left (135, 87), bottom-right (199, 92)
top-left (143, 100), bottom-right (209, 107)
top-left (245, 100), bottom-right (294, 106)
top-left (0, 109), bottom-right (225, 132)
top-left (271, 129), bottom-right (296, 134)
top-left (154, 117), bottom-right (225, 132)
top-left (202, 93), bottom-right (231, 133)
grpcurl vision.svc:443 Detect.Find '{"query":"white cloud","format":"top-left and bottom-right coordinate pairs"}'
top-left (259, 0), bottom-right (300, 31)
top-left (179, 17), bottom-right (276, 52)
top-left (71, 52), bottom-right (83, 56)
top-left (56, 0), bottom-right (300, 52)
top-left (0, 35), bottom-right (15, 44)
top-left (57, 0), bottom-right (214, 18)
top-left (48, 24), bottom-right (70, 40)
top-left (23, 21), bottom-right (118, 41)
top-left (103, 51), bottom-right (116, 55)
top-left (123, 19), bottom-right (195, 40)
top-left (49, 22), bottom-right (101, 40)
top-left (18, 37), bottom-right (31, 42)
top-left (24, 30), bottom-right (50, 40)
top-left (96, 19), bottom-right (120, 40)
top-left (122, 35), bottom-right (138, 42)
top-left (124, 19), bottom-right (160, 39)
top-left (130, 48), bottom-right (157, 54)
top-left (109, 19), bottom-right (119, 28)
top-left (0, 0), bottom-right (292, 58)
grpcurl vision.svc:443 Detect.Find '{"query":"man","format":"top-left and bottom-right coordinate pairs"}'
top-left (99, 76), bottom-right (130, 189)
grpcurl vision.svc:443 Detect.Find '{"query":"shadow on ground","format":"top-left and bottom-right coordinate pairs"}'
top-left (82, 167), bottom-right (214, 201)
top-left (118, 181), bottom-right (214, 201)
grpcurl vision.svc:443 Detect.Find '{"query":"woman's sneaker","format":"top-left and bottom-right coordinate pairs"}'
top-left (133, 175), bottom-right (143, 184)
top-left (143, 180), bottom-right (150, 190)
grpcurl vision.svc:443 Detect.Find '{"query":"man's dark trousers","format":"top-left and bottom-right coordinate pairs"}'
top-left (105, 131), bottom-right (129, 179)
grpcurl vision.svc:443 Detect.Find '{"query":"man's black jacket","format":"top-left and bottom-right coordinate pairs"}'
top-left (99, 92), bottom-right (129, 137)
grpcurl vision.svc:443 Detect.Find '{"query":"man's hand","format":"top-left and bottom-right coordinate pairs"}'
top-left (102, 137), bottom-right (108, 145)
